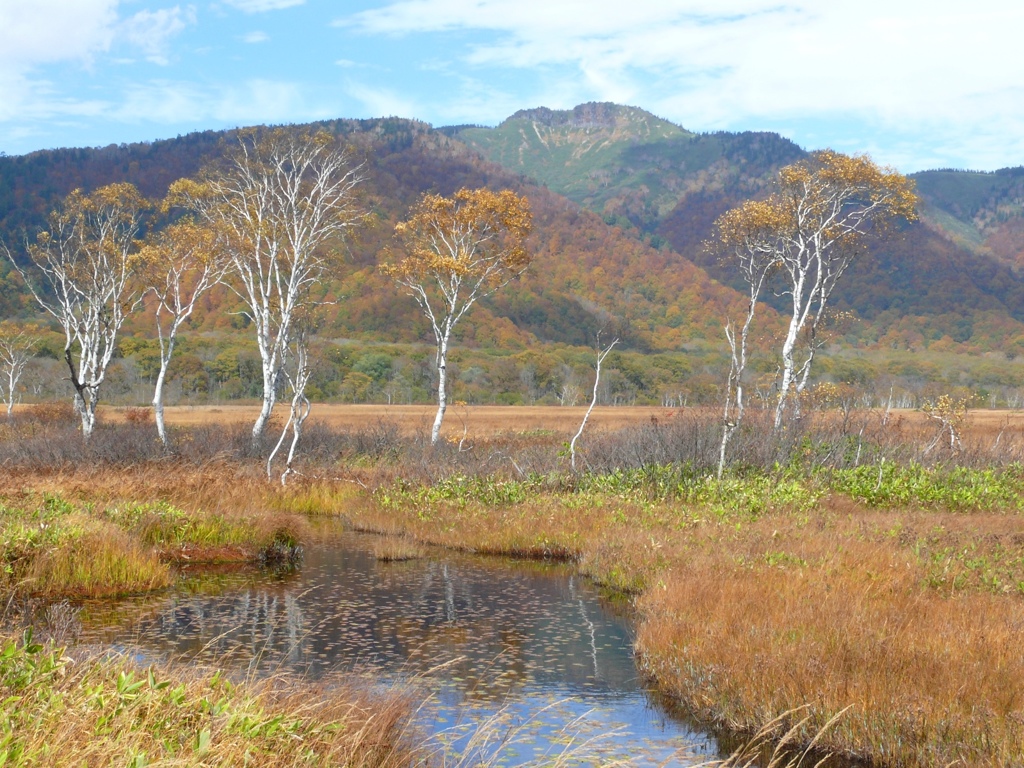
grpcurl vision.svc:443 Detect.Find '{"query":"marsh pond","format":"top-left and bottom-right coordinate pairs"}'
top-left (77, 529), bottom-right (725, 765)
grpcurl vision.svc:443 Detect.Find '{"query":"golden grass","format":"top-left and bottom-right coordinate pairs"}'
top-left (25, 526), bottom-right (172, 598)
top-left (90, 402), bottom-right (1024, 443)
top-left (635, 535), bottom-right (1024, 767)
top-left (325, 484), bottom-right (1024, 768)
top-left (6, 445), bottom-right (1024, 765)
top-left (0, 465), bottom-right (311, 598)
top-left (97, 403), bottom-right (678, 436)
top-left (371, 537), bottom-right (428, 562)
top-left (0, 632), bottom-right (416, 767)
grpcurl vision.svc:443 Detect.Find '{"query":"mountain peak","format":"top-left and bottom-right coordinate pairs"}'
top-left (505, 102), bottom-right (685, 134)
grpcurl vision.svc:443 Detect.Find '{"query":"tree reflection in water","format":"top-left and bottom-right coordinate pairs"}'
top-left (78, 531), bottom-right (717, 766)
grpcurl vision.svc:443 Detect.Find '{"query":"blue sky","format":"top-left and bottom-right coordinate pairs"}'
top-left (1, 0), bottom-right (1022, 172)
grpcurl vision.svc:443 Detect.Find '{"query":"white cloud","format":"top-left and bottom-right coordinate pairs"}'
top-left (119, 6), bottom-right (196, 65)
top-left (213, 79), bottom-right (317, 122)
top-left (0, 71), bottom-right (111, 124)
top-left (0, 1), bottom-right (199, 143)
top-left (342, 0), bottom-right (1024, 170)
top-left (114, 78), bottom-right (330, 127)
top-left (344, 0), bottom-right (769, 36)
top-left (243, 31), bottom-right (270, 43)
top-left (0, 1), bottom-right (118, 129)
top-left (344, 80), bottom-right (420, 120)
top-left (222, 0), bottom-right (304, 12)
top-left (0, 0), bottom-right (119, 67)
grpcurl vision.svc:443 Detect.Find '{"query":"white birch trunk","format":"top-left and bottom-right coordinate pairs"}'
top-left (570, 338), bottom-right (616, 472)
top-left (4, 368), bottom-right (14, 417)
top-left (774, 319), bottom-right (800, 429)
top-left (431, 333), bottom-right (450, 446)
top-left (253, 361), bottom-right (278, 447)
top-left (153, 345), bottom-right (172, 447)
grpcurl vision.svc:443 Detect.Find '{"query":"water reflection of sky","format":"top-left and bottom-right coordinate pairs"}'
top-left (78, 532), bottom-right (716, 766)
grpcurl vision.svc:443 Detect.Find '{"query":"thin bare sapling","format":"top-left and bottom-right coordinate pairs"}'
top-left (0, 322), bottom-right (40, 417)
top-left (569, 335), bottom-right (618, 473)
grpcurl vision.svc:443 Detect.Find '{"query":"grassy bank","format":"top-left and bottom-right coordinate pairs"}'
top-left (0, 629), bottom-right (414, 767)
top-left (304, 465), bottom-right (1024, 768)
top-left (0, 467), bottom-right (309, 598)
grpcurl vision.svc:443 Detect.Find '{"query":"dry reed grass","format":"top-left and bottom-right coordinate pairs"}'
top-left (332, 483), bottom-right (1024, 768)
top-left (0, 465), bottom-right (311, 597)
top-left (25, 526), bottom-right (173, 598)
top-left (635, 533), bottom-right (1024, 767)
top-left (6, 405), bottom-right (1024, 764)
top-left (98, 403), bottom-right (676, 435)
top-left (93, 402), bottom-right (1024, 443)
top-left (0, 630), bottom-right (417, 767)
top-left (371, 537), bottom-right (428, 562)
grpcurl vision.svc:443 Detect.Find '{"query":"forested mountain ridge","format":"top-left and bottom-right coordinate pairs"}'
top-left (0, 116), bottom-right (754, 355)
top-left (450, 103), bottom-right (1024, 354)
top-left (5, 106), bottom-right (1024, 362)
top-left (454, 102), bottom-right (803, 235)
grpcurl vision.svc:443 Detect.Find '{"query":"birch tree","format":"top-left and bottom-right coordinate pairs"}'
top-left (4, 184), bottom-right (147, 438)
top-left (138, 217), bottom-right (227, 446)
top-left (711, 208), bottom-right (778, 476)
top-left (170, 128), bottom-right (366, 446)
top-left (382, 188), bottom-right (532, 445)
top-left (266, 323), bottom-right (313, 485)
top-left (0, 322), bottom-right (39, 417)
top-left (569, 334), bottom-right (617, 473)
top-left (716, 151), bottom-right (917, 428)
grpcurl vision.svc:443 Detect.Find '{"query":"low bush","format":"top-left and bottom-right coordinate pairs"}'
top-left (827, 461), bottom-right (1024, 511)
top-left (122, 406), bottom-right (152, 425)
top-left (26, 401), bottom-right (78, 426)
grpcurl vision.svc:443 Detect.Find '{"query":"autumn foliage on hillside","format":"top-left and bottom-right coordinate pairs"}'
top-left (5, 111), bottom-right (1024, 370)
top-left (1, 117), bottom-right (759, 356)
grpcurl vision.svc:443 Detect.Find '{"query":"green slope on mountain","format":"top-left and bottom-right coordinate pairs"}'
top-left (452, 103), bottom-right (1024, 353)
top-left (912, 167), bottom-right (1024, 271)
top-left (454, 102), bottom-right (804, 232)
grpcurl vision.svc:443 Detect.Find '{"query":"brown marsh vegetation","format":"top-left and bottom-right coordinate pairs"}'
top-left (3, 401), bottom-right (1024, 765)
top-left (94, 401), bottom-right (1024, 440)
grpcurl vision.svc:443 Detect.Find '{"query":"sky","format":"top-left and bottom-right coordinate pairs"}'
top-left (1, 0), bottom-right (1022, 172)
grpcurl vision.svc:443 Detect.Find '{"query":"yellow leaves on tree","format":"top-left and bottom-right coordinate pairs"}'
top-left (381, 187), bottom-right (532, 445)
top-left (383, 187), bottom-right (532, 288)
top-left (29, 183), bottom-right (148, 285)
top-left (717, 150), bottom-right (917, 256)
top-left (10, 183), bottom-right (149, 438)
top-left (713, 149), bottom-right (918, 431)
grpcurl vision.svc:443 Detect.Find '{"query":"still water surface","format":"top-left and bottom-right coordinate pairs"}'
top-left (79, 531), bottom-right (717, 765)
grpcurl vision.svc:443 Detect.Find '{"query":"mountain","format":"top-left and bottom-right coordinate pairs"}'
top-left (0, 117), bottom-right (753, 354)
top-left (6, 103), bottom-right (1024, 365)
top-left (911, 167), bottom-right (1024, 273)
top-left (450, 103), bottom-right (1024, 353)
top-left (455, 102), bottom-right (803, 235)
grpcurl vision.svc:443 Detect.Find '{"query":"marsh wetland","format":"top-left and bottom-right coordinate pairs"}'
top-left (78, 529), bottom-right (718, 766)
top-left (3, 405), bottom-right (1024, 766)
